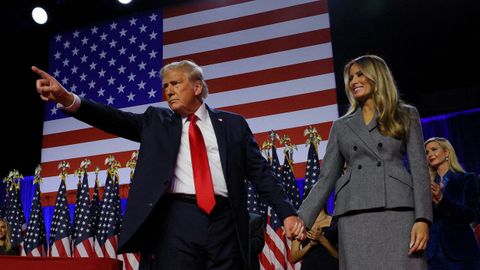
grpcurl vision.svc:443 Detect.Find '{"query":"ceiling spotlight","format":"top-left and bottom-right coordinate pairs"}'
top-left (32, 7), bottom-right (48, 25)
top-left (118, 0), bottom-right (133, 4)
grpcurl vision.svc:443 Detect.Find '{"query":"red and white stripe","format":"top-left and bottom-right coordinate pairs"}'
top-left (260, 207), bottom-right (301, 270)
top-left (20, 243), bottom-right (46, 257)
top-left (73, 237), bottom-right (95, 257)
top-left (95, 235), bottom-right (118, 258)
top-left (49, 237), bottom-right (72, 257)
top-left (118, 253), bottom-right (141, 270)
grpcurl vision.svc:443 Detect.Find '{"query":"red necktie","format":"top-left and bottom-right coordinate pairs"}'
top-left (188, 114), bottom-right (216, 214)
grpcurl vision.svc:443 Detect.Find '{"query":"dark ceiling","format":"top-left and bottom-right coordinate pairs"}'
top-left (1, 0), bottom-right (480, 177)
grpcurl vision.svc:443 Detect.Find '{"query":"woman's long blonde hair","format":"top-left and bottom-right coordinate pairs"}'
top-left (0, 218), bottom-right (12, 252)
top-left (343, 55), bottom-right (410, 139)
top-left (424, 137), bottom-right (465, 181)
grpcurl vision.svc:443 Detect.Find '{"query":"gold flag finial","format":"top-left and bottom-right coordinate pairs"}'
top-left (5, 169), bottom-right (24, 191)
top-left (126, 151), bottom-right (138, 181)
top-left (105, 155), bottom-right (121, 182)
top-left (58, 161), bottom-right (70, 182)
top-left (304, 125), bottom-right (322, 155)
top-left (279, 134), bottom-right (297, 164)
top-left (34, 165), bottom-right (43, 184)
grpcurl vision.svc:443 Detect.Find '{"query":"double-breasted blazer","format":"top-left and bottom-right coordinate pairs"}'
top-left (70, 97), bottom-right (296, 262)
top-left (427, 171), bottom-right (480, 261)
top-left (299, 105), bottom-right (432, 228)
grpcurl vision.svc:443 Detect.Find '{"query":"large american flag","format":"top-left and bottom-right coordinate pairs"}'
top-left (39, 0), bottom-right (337, 201)
top-left (39, 0), bottom-right (337, 268)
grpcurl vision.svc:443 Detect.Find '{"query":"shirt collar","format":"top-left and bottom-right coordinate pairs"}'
top-left (182, 102), bottom-right (208, 124)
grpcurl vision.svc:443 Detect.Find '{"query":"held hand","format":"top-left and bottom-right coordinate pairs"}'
top-left (31, 66), bottom-right (74, 106)
top-left (306, 227), bottom-right (322, 242)
top-left (408, 221), bottom-right (429, 255)
top-left (283, 216), bottom-right (306, 241)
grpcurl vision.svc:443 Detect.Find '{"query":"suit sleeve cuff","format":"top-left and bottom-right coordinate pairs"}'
top-left (57, 93), bottom-right (81, 112)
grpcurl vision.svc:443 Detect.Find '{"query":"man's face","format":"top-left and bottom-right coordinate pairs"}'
top-left (162, 69), bottom-right (202, 116)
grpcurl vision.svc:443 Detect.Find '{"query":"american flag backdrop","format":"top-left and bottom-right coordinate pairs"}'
top-left (38, 0), bottom-right (337, 269)
top-left (39, 0), bottom-right (337, 199)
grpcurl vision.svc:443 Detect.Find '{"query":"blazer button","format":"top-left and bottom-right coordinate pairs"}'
top-left (378, 142), bottom-right (383, 148)
top-left (353, 145), bottom-right (358, 151)
top-left (147, 202), bottom-right (153, 207)
top-left (357, 164), bottom-right (362, 170)
top-left (377, 161), bottom-right (382, 167)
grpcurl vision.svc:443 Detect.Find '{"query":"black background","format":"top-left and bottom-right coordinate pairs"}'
top-left (2, 0), bottom-right (479, 177)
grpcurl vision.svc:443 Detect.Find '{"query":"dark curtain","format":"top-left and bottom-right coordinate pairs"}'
top-left (421, 108), bottom-right (480, 175)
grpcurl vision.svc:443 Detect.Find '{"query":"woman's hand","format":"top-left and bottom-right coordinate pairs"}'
top-left (430, 181), bottom-right (443, 204)
top-left (408, 221), bottom-right (429, 255)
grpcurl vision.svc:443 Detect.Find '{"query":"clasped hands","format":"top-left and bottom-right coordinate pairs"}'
top-left (283, 216), bottom-right (307, 241)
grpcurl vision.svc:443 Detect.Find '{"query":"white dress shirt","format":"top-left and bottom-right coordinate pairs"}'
top-left (64, 95), bottom-right (228, 197)
top-left (169, 103), bottom-right (228, 197)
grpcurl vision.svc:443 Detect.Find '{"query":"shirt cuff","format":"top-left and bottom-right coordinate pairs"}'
top-left (57, 93), bottom-right (81, 113)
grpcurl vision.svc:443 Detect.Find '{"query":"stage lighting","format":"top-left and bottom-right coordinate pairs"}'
top-left (32, 7), bottom-right (48, 25)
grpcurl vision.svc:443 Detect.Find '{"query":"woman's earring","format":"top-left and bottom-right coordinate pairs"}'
top-left (446, 156), bottom-right (449, 161)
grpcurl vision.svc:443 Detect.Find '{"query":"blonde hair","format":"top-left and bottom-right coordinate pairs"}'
top-left (160, 60), bottom-right (209, 99)
top-left (343, 55), bottom-right (410, 139)
top-left (0, 218), bottom-right (12, 252)
top-left (424, 137), bottom-right (465, 181)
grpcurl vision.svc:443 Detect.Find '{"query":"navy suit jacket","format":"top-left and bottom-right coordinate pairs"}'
top-left (427, 171), bottom-right (480, 261)
top-left (71, 98), bottom-right (296, 262)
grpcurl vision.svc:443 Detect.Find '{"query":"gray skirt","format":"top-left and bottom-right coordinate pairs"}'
top-left (337, 209), bottom-right (427, 270)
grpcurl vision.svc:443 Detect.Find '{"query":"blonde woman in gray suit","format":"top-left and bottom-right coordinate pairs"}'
top-left (298, 55), bottom-right (432, 270)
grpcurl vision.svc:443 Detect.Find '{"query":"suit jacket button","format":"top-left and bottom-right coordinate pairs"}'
top-left (357, 164), bottom-right (362, 170)
top-left (377, 161), bottom-right (382, 167)
top-left (378, 142), bottom-right (383, 148)
top-left (147, 202), bottom-right (153, 207)
top-left (353, 146), bottom-right (358, 151)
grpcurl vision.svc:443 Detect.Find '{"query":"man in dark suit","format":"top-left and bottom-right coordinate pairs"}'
top-left (32, 60), bottom-right (305, 270)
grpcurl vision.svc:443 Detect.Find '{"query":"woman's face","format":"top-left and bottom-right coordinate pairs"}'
top-left (0, 221), bottom-right (6, 240)
top-left (348, 63), bottom-right (374, 102)
top-left (425, 141), bottom-right (449, 169)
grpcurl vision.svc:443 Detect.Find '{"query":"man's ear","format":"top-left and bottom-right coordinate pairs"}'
top-left (194, 80), bottom-right (203, 96)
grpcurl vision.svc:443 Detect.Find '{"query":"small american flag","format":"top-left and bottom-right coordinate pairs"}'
top-left (303, 142), bottom-right (321, 198)
top-left (281, 156), bottom-right (302, 210)
top-left (89, 171), bottom-right (101, 246)
top-left (21, 180), bottom-right (47, 256)
top-left (73, 172), bottom-right (94, 257)
top-left (246, 179), bottom-right (267, 218)
top-left (94, 172), bottom-right (121, 258)
top-left (3, 173), bottom-right (26, 249)
top-left (49, 177), bottom-right (72, 257)
top-left (260, 145), bottom-right (300, 270)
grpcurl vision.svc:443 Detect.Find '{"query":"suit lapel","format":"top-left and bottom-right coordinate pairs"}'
top-left (345, 108), bottom-right (381, 158)
top-left (207, 105), bottom-right (228, 179)
top-left (165, 110), bottom-right (182, 157)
